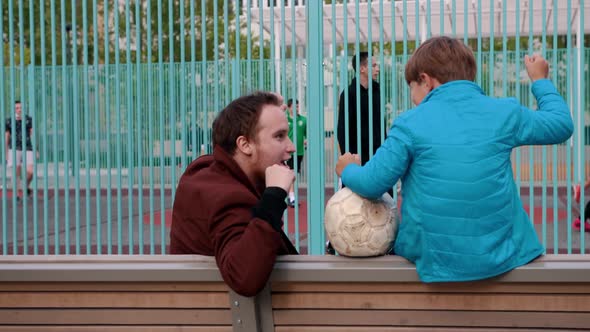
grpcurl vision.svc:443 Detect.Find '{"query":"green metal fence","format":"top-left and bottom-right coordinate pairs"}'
top-left (1, 0), bottom-right (588, 255)
top-left (3, 49), bottom-right (588, 171)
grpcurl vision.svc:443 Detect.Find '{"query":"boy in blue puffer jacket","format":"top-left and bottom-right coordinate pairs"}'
top-left (335, 36), bottom-right (573, 282)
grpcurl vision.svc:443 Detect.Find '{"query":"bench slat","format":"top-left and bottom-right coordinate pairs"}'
top-left (0, 282), bottom-right (228, 292)
top-left (272, 292), bottom-right (590, 311)
top-left (0, 328), bottom-right (232, 332)
top-left (0, 309), bottom-right (232, 325)
top-left (273, 309), bottom-right (590, 329)
top-left (0, 291), bottom-right (229, 308)
top-left (271, 282), bottom-right (590, 293)
top-left (275, 327), bottom-right (576, 332)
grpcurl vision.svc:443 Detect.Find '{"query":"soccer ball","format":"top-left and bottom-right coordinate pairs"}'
top-left (324, 188), bottom-right (398, 257)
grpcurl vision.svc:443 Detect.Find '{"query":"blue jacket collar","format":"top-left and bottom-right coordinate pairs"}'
top-left (422, 80), bottom-right (483, 103)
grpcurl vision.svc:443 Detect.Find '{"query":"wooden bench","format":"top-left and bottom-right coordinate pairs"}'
top-left (0, 255), bottom-right (589, 331)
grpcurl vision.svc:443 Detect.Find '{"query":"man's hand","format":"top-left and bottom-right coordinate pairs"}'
top-left (336, 152), bottom-right (361, 177)
top-left (524, 54), bottom-right (549, 82)
top-left (265, 163), bottom-right (295, 192)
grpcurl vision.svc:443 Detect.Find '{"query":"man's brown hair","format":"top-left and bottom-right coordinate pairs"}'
top-left (405, 36), bottom-right (476, 85)
top-left (212, 91), bottom-right (282, 155)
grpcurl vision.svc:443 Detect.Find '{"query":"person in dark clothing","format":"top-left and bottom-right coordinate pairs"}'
top-left (337, 51), bottom-right (383, 165)
top-left (4, 100), bottom-right (35, 200)
top-left (170, 91), bottom-right (299, 297)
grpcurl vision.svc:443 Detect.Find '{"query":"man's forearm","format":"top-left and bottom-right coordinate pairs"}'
top-left (215, 218), bottom-right (284, 297)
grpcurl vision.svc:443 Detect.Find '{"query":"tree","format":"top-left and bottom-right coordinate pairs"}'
top-left (2, 1), bottom-right (270, 66)
top-left (137, 0), bottom-right (270, 63)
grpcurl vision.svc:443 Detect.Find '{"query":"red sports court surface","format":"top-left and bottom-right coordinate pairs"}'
top-left (145, 200), bottom-right (569, 230)
top-left (0, 187), bottom-right (577, 229)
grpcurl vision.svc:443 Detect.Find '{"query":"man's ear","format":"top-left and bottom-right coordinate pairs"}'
top-left (235, 135), bottom-right (253, 156)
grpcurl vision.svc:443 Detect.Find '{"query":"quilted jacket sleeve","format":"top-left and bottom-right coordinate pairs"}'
top-left (341, 115), bottom-right (413, 199)
top-left (514, 79), bottom-right (574, 146)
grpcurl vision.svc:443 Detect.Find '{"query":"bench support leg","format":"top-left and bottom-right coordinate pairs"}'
top-left (229, 283), bottom-right (274, 332)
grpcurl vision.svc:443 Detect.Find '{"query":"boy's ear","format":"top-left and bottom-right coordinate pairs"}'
top-left (424, 73), bottom-right (443, 90)
top-left (419, 73), bottom-right (440, 90)
top-left (236, 135), bottom-right (253, 156)
top-left (418, 73), bottom-right (431, 86)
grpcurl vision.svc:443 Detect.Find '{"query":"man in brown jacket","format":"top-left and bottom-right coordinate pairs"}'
top-left (170, 91), bottom-right (299, 297)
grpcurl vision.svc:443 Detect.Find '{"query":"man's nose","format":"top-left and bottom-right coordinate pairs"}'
top-left (287, 139), bottom-right (296, 152)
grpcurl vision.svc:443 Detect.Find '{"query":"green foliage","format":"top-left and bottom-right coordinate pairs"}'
top-left (137, 0), bottom-right (270, 63)
top-left (3, 43), bottom-right (31, 65)
top-left (3, 1), bottom-right (587, 65)
top-left (2, 0), bottom-right (270, 66)
top-left (1, 1), bottom-right (106, 65)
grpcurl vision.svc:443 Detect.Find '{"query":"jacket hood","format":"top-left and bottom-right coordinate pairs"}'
top-left (184, 154), bottom-right (215, 177)
top-left (184, 146), bottom-right (263, 197)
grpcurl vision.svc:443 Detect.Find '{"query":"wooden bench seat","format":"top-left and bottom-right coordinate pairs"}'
top-left (0, 255), bottom-right (588, 331)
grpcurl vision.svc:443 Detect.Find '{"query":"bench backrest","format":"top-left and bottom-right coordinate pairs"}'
top-left (0, 255), bottom-right (589, 331)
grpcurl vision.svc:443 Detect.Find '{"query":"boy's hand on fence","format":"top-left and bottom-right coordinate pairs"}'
top-left (336, 152), bottom-right (361, 177)
top-left (524, 54), bottom-right (549, 82)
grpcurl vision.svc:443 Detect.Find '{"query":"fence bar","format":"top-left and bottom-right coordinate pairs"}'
top-left (566, 0), bottom-right (573, 253)
top-left (83, 0), bottom-right (90, 254)
top-left (579, 0), bottom-right (586, 253)
top-left (552, 0), bottom-right (560, 254)
top-left (136, 0), bottom-right (144, 254)
top-left (541, 0), bottom-right (548, 249)
top-left (41, 0), bottom-right (49, 254)
top-left (290, 0), bottom-right (300, 251)
top-left (306, 0), bottom-right (325, 255)
top-left (158, 0), bottom-right (165, 254)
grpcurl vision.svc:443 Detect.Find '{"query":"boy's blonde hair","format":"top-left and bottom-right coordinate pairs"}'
top-left (405, 36), bottom-right (476, 85)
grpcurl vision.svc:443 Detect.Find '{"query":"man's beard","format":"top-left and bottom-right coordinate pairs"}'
top-left (254, 170), bottom-right (266, 193)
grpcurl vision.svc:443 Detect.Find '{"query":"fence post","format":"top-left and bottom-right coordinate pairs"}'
top-left (305, 1), bottom-right (326, 255)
